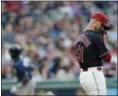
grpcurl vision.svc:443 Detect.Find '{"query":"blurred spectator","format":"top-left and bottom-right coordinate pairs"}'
top-left (1, 1), bottom-right (117, 81)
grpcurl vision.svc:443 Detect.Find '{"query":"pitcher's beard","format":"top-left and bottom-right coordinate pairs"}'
top-left (95, 27), bottom-right (104, 33)
top-left (94, 27), bottom-right (100, 32)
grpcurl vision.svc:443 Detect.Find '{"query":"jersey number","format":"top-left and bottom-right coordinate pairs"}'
top-left (76, 45), bottom-right (84, 63)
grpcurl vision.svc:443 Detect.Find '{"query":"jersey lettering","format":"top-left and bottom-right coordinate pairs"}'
top-left (78, 35), bottom-right (91, 47)
top-left (76, 45), bottom-right (84, 63)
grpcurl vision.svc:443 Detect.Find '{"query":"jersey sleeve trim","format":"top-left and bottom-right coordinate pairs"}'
top-left (99, 51), bottom-right (109, 57)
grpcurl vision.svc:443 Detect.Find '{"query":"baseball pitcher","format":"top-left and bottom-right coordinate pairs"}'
top-left (76, 12), bottom-right (112, 95)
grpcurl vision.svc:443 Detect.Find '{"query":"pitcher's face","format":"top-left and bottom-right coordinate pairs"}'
top-left (94, 20), bottom-right (102, 31)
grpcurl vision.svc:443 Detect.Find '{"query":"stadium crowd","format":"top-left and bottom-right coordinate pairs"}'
top-left (2, 1), bottom-right (117, 82)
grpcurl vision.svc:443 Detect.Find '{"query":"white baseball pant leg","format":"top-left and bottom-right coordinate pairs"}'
top-left (79, 68), bottom-right (106, 95)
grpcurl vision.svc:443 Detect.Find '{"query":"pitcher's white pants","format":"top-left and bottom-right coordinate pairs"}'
top-left (79, 67), bottom-right (106, 95)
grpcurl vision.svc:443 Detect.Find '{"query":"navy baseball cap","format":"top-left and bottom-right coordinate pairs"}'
top-left (91, 12), bottom-right (110, 29)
